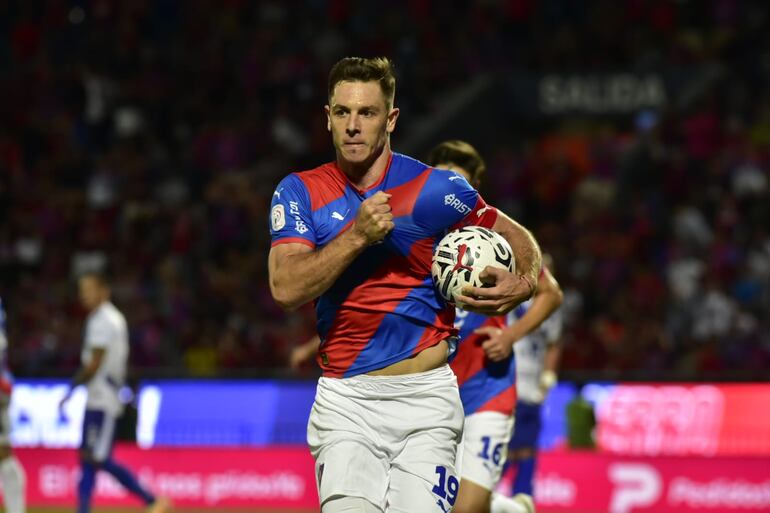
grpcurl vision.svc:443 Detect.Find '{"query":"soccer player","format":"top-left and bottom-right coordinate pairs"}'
top-left (505, 265), bottom-right (563, 503)
top-left (268, 57), bottom-right (542, 513)
top-left (0, 298), bottom-right (26, 513)
top-left (58, 273), bottom-right (170, 513)
top-left (427, 141), bottom-right (563, 513)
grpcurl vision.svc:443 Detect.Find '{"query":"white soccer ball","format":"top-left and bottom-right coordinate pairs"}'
top-left (432, 226), bottom-right (515, 307)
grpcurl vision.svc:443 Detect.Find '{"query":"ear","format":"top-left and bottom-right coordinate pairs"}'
top-left (386, 107), bottom-right (400, 134)
top-left (324, 105), bottom-right (331, 132)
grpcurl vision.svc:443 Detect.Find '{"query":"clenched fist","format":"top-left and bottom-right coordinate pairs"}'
top-left (352, 191), bottom-right (394, 244)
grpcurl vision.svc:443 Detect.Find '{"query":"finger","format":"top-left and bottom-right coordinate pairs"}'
top-left (474, 326), bottom-right (502, 337)
top-left (370, 202), bottom-right (392, 214)
top-left (481, 339), bottom-right (498, 351)
top-left (458, 288), bottom-right (506, 307)
top-left (369, 191), bottom-right (392, 204)
top-left (481, 266), bottom-right (507, 279)
top-left (461, 284), bottom-right (495, 298)
top-left (454, 294), bottom-right (498, 314)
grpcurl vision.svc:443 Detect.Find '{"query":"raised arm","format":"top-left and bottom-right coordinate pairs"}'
top-left (475, 266), bottom-right (563, 361)
top-left (269, 191), bottom-right (394, 311)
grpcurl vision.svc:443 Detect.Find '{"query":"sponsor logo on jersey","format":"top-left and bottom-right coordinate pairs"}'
top-left (289, 201), bottom-right (308, 234)
top-left (271, 205), bottom-right (286, 231)
top-left (444, 194), bottom-right (471, 215)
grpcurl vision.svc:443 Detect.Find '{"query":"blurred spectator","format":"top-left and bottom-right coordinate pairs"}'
top-left (0, 0), bottom-right (768, 378)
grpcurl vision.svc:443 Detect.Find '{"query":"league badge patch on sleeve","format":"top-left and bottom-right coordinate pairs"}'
top-left (271, 204), bottom-right (286, 231)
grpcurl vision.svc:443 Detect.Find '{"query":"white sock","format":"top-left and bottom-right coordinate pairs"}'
top-left (490, 492), bottom-right (532, 513)
top-left (0, 455), bottom-right (26, 513)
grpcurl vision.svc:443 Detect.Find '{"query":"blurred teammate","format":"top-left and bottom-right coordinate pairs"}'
top-left (0, 298), bottom-right (26, 513)
top-left (59, 273), bottom-right (169, 513)
top-left (427, 141), bottom-right (563, 513)
top-left (505, 264), bottom-right (563, 501)
top-left (269, 57), bottom-right (542, 513)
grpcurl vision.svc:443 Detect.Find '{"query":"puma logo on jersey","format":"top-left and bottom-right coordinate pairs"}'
top-left (449, 175), bottom-right (463, 181)
top-left (331, 211), bottom-right (345, 220)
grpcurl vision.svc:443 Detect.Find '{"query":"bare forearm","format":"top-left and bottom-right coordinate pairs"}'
top-left (544, 344), bottom-right (561, 372)
top-left (492, 211), bottom-right (542, 287)
top-left (70, 365), bottom-right (97, 387)
top-left (270, 230), bottom-right (368, 310)
top-left (503, 288), bottom-right (562, 344)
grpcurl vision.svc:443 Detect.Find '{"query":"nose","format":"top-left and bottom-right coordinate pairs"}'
top-left (345, 113), bottom-right (360, 136)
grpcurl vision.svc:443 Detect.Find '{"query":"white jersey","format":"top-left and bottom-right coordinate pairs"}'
top-left (82, 301), bottom-right (129, 415)
top-left (513, 300), bottom-right (563, 404)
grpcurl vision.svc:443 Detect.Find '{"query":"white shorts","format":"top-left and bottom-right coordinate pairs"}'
top-left (307, 364), bottom-right (464, 513)
top-left (456, 411), bottom-right (514, 491)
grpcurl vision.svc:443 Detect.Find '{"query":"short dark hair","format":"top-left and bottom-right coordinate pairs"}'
top-left (427, 140), bottom-right (487, 185)
top-left (328, 57), bottom-right (396, 109)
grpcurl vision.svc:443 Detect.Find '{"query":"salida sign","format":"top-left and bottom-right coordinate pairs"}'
top-left (538, 74), bottom-right (667, 114)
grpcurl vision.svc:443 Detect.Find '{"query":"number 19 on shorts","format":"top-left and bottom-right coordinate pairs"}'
top-left (432, 465), bottom-right (459, 510)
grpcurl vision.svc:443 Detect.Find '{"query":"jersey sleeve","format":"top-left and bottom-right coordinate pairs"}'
top-left (412, 169), bottom-right (498, 233)
top-left (542, 308), bottom-right (564, 345)
top-left (85, 315), bottom-right (113, 349)
top-left (269, 173), bottom-right (317, 249)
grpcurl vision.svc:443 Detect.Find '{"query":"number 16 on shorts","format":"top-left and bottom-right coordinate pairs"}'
top-left (478, 435), bottom-right (504, 466)
top-left (432, 465), bottom-right (459, 512)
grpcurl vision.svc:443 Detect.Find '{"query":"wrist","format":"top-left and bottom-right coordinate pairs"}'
top-left (540, 369), bottom-right (557, 390)
top-left (519, 274), bottom-right (536, 299)
top-left (345, 224), bottom-right (370, 250)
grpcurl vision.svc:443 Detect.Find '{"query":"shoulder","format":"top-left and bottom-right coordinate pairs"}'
top-left (89, 303), bottom-right (123, 329)
top-left (274, 162), bottom-right (346, 211)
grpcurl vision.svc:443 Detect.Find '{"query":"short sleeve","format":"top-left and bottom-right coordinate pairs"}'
top-left (85, 315), bottom-right (113, 349)
top-left (413, 169), bottom-right (498, 232)
top-left (269, 173), bottom-right (317, 249)
top-left (542, 309), bottom-right (563, 345)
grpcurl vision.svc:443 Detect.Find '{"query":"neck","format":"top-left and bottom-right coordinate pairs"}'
top-left (338, 142), bottom-right (392, 190)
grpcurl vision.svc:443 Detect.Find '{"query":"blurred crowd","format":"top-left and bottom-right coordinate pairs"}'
top-left (1, 0), bottom-right (768, 377)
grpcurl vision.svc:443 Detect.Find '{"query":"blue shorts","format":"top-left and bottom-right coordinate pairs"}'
top-left (509, 401), bottom-right (542, 450)
top-left (81, 409), bottom-right (117, 462)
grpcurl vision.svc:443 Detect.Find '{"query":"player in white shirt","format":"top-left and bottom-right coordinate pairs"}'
top-left (504, 258), bottom-right (563, 501)
top-left (59, 273), bottom-right (169, 513)
top-left (0, 298), bottom-right (26, 513)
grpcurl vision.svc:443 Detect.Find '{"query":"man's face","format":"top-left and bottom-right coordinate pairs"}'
top-left (79, 276), bottom-right (107, 312)
top-left (326, 81), bottom-right (399, 166)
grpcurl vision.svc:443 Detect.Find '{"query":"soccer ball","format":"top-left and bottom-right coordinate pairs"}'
top-left (432, 226), bottom-right (515, 306)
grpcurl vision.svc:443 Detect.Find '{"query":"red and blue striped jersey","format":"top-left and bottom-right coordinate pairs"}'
top-left (269, 152), bottom-right (498, 377)
top-left (450, 309), bottom-right (517, 416)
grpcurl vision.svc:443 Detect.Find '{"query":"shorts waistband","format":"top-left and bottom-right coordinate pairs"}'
top-left (318, 364), bottom-right (455, 392)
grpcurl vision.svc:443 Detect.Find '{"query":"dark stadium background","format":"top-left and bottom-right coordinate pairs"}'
top-left (1, 1), bottom-right (769, 512)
